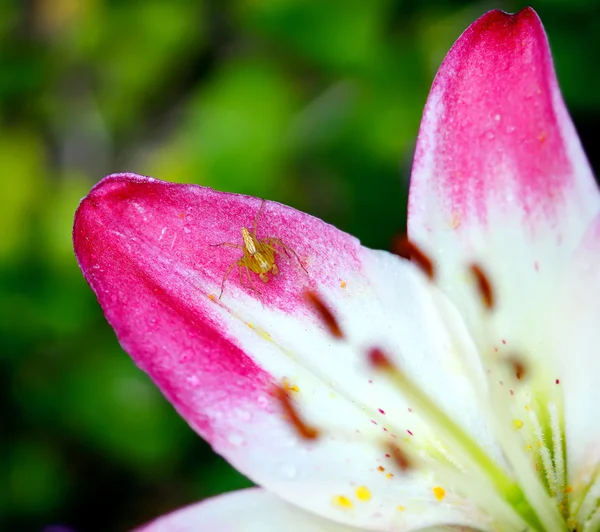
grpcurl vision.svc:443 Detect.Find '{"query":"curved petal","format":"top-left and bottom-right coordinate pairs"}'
top-left (408, 8), bottom-right (599, 363)
top-left (136, 488), bottom-right (353, 532)
top-left (74, 174), bottom-right (497, 530)
top-left (553, 212), bottom-right (600, 491)
top-left (137, 488), bottom-right (479, 532)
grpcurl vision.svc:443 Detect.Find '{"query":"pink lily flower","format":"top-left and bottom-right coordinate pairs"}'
top-left (73, 7), bottom-right (600, 532)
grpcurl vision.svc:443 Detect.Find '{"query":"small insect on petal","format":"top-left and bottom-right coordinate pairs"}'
top-left (391, 236), bottom-right (435, 280)
top-left (275, 385), bottom-right (320, 440)
top-left (304, 291), bottom-right (344, 339)
top-left (214, 200), bottom-right (306, 298)
top-left (469, 263), bottom-right (494, 310)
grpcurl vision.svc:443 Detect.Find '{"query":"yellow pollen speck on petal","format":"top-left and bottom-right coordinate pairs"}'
top-left (355, 486), bottom-right (371, 501)
top-left (333, 495), bottom-right (353, 509)
top-left (340, 280), bottom-right (347, 289)
top-left (565, 486), bottom-right (573, 493)
top-left (513, 419), bottom-right (524, 430)
top-left (432, 486), bottom-right (445, 501)
top-left (282, 379), bottom-right (299, 393)
top-left (451, 212), bottom-right (461, 229)
top-left (386, 473), bottom-right (394, 479)
top-left (397, 505), bottom-right (405, 511)
top-left (248, 323), bottom-right (272, 342)
top-left (208, 294), bottom-right (216, 301)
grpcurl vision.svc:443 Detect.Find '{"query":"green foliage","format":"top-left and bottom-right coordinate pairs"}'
top-left (0, 0), bottom-right (598, 530)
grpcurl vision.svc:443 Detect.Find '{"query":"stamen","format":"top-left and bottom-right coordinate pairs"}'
top-left (550, 403), bottom-right (566, 496)
top-left (577, 472), bottom-right (600, 529)
top-left (584, 506), bottom-right (600, 532)
top-left (275, 385), bottom-right (320, 440)
top-left (304, 291), bottom-right (344, 339)
top-left (391, 236), bottom-right (435, 280)
top-left (505, 356), bottom-right (527, 381)
top-left (368, 347), bottom-right (393, 370)
top-left (469, 264), bottom-right (494, 310)
top-left (387, 443), bottom-right (412, 471)
top-left (529, 409), bottom-right (558, 496)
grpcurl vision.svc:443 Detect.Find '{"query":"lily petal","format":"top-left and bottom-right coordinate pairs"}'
top-left (408, 8), bottom-right (599, 360)
top-left (137, 488), bottom-right (352, 532)
top-left (74, 174), bottom-right (495, 530)
top-left (137, 487), bottom-right (477, 532)
top-left (554, 212), bottom-right (600, 493)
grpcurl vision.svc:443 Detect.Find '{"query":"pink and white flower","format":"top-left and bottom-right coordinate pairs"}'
top-left (73, 8), bottom-right (600, 532)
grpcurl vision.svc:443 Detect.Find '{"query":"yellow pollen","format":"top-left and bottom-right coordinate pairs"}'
top-left (377, 466), bottom-right (385, 472)
top-left (565, 486), bottom-right (573, 493)
top-left (513, 419), bottom-right (524, 430)
top-left (208, 294), bottom-right (216, 301)
top-left (333, 495), bottom-right (353, 509)
top-left (340, 280), bottom-right (347, 288)
top-left (283, 379), bottom-right (299, 393)
top-left (397, 505), bottom-right (405, 511)
top-left (451, 212), bottom-right (461, 229)
top-left (432, 486), bottom-right (445, 501)
top-left (248, 323), bottom-right (272, 342)
top-left (355, 486), bottom-right (371, 501)
top-left (385, 473), bottom-right (394, 479)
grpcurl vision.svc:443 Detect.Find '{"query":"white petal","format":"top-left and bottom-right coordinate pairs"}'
top-left (554, 213), bottom-right (600, 486)
top-left (136, 488), bottom-right (354, 531)
top-left (408, 9), bottom-right (599, 371)
top-left (201, 249), bottom-right (500, 530)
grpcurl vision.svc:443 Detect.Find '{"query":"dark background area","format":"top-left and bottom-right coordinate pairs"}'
top-left (1, 0), bottom-right (598, 530)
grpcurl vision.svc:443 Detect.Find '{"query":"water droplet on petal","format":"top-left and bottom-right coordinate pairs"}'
top-left (281, 464), bottom-right (297, 479)
top-left (186, 375), bottom-right (199, 386)
top-left (228, 433), bottom-right (245, 446)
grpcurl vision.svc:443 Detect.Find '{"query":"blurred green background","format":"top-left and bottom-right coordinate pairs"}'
top-left (1, 0), bottom-right (598, 530)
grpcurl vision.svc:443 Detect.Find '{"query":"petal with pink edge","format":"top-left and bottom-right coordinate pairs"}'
top-left (408, 8), bottom-right (599, 366)
top-left (74, 174), bottom-right (498, 530)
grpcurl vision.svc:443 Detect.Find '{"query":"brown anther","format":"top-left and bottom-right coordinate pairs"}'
top-left (505, 356), bottom-right (527, 381)
top-left (469, 264), bottom-right (494, 310)
top-left (391, 236), bottom-right (435, 280)
top-left (368, 348), bottom-right (393, 370)
top-left (275, 385), bottom-right (320, 440)
top-left (304, 291), bottom-right (343, 339)
top-left (388, 444), bottom-right (412, 471)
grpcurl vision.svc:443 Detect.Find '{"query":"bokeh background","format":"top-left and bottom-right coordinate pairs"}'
top-left (1, 0), bottom-right (599, 530)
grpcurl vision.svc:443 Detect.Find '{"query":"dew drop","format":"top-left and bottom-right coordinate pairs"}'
top-left (257, 395), bottom-right (270, 407)
top-left (179, 349), bottom-right (193, 364)
top-left (281, 464), bottom-right (297, 479)
top-left (234, 408), bottom-right (251, 421)
top-left (183, 227), bottom-right (191, 234)
top-left (186, 375), bottom-right (199, 386)
top-left (228, 433), bottom-right (245, 446)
